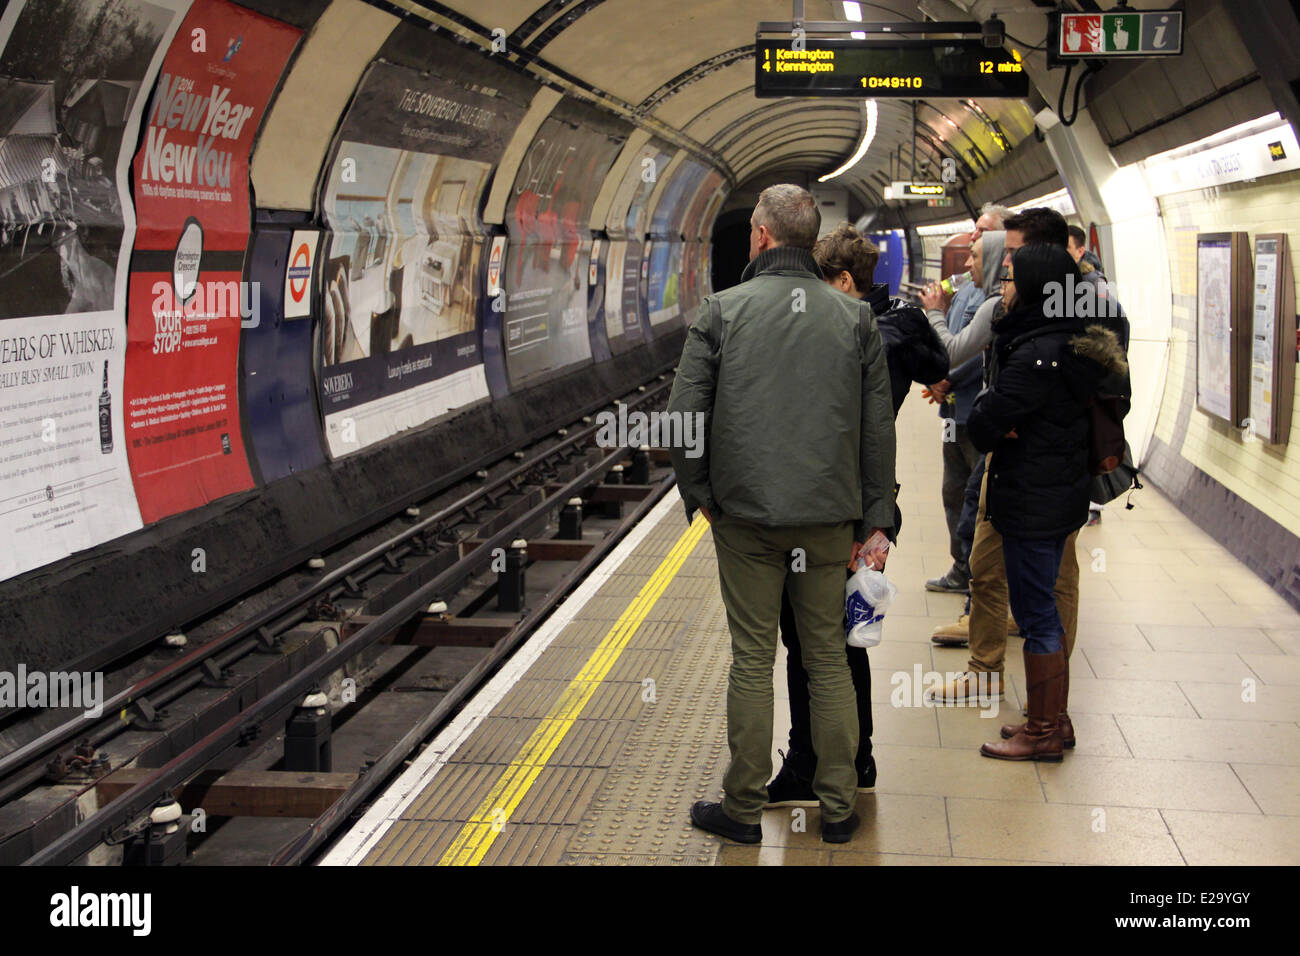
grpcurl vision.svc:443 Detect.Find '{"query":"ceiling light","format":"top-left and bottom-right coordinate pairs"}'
top-left (842, 2), bottom-right (863, 20)
top-left (819, 99), bottom-right (878, 182)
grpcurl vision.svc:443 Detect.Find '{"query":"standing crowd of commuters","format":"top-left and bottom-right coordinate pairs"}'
top-left (667, 185), bottom-right (1129, 845)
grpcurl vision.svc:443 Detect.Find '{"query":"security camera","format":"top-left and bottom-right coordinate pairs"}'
top-left (982, 15), bottom-right (1005, 47)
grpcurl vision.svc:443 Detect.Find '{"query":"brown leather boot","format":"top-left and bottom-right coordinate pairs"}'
top-left (981, 648), bottom-right (1066, 761)
top-left (1000, 653), bottom-right (1074, 747)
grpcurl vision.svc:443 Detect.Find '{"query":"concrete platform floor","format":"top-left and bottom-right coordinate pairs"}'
top-left (329, 386), bottom-right (1300, 867)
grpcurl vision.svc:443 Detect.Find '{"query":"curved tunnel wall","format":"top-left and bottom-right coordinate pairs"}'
top-left (0, 0), bottom-right (729, 671)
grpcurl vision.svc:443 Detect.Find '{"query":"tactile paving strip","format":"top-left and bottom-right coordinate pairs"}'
top-left (561, 584), bottom-right (732, 866)
top-left (361, 504), bottom-right (734, 865)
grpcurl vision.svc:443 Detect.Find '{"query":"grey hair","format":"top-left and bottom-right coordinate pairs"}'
top-left (754, 184), bottom-right (821, 249)
top-left (979, 203), bottom-right (1013, 229)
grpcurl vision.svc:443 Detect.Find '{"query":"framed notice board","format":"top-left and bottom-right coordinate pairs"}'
top-left (1248, 233), bottom-right (1295, 444)
top-left (1195, 232), bottom-right (1252, 426)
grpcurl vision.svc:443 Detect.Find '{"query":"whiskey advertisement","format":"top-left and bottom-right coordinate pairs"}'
top-left (318, 61), bottom-right (523, 458)
top-left (123, 0), bottom-right (300, 523)
top-left (0, 0), bottom-right (189, 582)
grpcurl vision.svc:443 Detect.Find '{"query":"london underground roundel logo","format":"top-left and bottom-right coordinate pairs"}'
top-left (288, 242), bottom-right (312, 304)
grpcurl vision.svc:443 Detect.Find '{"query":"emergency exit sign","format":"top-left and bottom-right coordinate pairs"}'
top-left (1055, 9), bottom-right (1182, 57)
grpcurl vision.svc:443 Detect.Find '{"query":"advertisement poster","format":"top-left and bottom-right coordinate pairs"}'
top-left (649, 158), bottom-right (709, 239)
top-left (503, 101), bottom-right (627, 386)
top-left (646, 159), bottom-right (711, 329)
top-left (319, 62), bottom-right (522, 457)
top-left (647, 240), bottom-right (684, 327)
top-left (0, 0), bottom-right (189, 581)
top-left (602, 240), bottom-right (632, 347)
top-left (123, 0), bottom-right (299, 521)
top-left (1195, 237), bottom-right (1233, 421)
top-left (680, 170), bottom-right (725, 241)
top-left (676, 171), bottom-right (725, 320)
top-left (1249, 238), bottom-right (1279, 440)
top-left (607, 141), bottom-right (672, 242)
top-left (602, 141), bottom-right (670, 351)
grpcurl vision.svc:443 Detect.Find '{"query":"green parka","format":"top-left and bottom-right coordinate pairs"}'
top-left (666, 246), bottom-right (897, 539)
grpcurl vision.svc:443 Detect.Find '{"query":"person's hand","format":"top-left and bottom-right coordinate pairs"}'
top-left (1004, 428), bottom-right (1019, 439)
top-left (923, 379), bottom-right (951, 405)
top-left (920, 282), bottom-right (944, 311)
top-left (849, 529), bottom-right (890, 570)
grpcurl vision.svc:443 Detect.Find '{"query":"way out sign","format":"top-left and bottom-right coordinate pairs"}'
top-left (1056, 9), bottom-right (1182, 57)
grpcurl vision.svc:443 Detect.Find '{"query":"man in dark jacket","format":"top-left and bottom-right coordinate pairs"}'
top-left (667, 185), bottom-right (897, 845)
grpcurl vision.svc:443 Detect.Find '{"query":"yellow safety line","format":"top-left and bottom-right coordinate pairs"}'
top-left (436, 514), bottom-right (710, 866)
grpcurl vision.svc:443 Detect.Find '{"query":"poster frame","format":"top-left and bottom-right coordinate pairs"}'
top-left (1194, 231), bottom-right (1252, 427)
top-left (1249, 232), bottom-right (1295, 445)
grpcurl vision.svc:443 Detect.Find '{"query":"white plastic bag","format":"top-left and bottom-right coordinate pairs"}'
top-left (844, 566), bottom-right (898, 648)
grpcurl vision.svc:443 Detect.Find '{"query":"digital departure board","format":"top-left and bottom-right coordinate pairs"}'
top-left (755, 38), bottom-right (1029, 98)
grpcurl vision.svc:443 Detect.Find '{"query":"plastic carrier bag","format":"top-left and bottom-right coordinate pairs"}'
top-left (844, 566), bottom-right (898, 648)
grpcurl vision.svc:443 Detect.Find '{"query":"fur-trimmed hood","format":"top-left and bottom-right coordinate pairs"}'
top-left (1070, 323), bottom-right (1128, 376)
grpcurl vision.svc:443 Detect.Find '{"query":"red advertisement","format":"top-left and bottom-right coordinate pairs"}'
top-left (123, 0), bottom-right (299, 522)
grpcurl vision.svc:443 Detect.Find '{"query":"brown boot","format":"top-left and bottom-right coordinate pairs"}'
top-left (981, 648), bottom-right (1066, 761)
top-left (1000, 655), bottom-right (1074, 747)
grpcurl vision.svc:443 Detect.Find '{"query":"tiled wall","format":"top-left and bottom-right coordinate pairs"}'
top-left (1144, 169), bottom-right (1300, 608)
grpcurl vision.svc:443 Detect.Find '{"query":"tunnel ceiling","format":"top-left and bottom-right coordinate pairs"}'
top-left (411, 0), bottom-right (1039, 205)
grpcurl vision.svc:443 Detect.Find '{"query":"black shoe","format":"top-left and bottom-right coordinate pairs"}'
top-left (821, 811), bottom-right (860, 844)
top-left (763, 749), bottom-right (817, 808)
top-left (857, 755), bottom-right (877, 793)
top-left (925, 567), bottom-right (971, 593)
top-left (690, 801), bottom-right (761, 844)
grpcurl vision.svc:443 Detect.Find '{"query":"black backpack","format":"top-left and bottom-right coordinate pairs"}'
top-left (1087, 392), bottom-right (1127, 475)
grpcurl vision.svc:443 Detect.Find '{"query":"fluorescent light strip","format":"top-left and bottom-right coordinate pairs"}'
top-left (1008, 186), bottom-right (1076, 215)
top-left (916, 218), bottom-right (975, 236)
top-left (819, 99), bottom-right (878, 182)
top-left (844, 3), bottom-right (865, 39)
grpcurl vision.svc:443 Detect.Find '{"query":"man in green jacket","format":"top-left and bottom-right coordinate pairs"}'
top-left (667, 184), bottom-right (897, 845)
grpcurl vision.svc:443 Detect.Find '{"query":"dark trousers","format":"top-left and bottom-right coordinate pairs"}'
top-left (1001, 534), bottom-right (1067, 655)
top-left (942, 423), bottom-right (983, 572)
top-left (779, 586), bottom-right (873, 773)
top-left (957, 457), bottom-right (985, 615)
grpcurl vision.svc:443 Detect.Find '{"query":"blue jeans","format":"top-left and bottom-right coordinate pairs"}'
top-left (1001, 534), bottom-right (1067, 654)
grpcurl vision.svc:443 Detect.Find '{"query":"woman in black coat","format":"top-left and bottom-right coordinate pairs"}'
top-left (966, 243), bottom-right (1126, 762)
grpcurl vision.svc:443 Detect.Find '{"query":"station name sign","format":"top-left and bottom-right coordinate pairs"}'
top-left (1055, 9), bottom-right (1183, 57)
top-left (755, 38), bottom-right (1029, 98)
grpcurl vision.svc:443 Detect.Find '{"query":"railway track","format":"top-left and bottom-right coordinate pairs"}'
top-left (1, 373), bottom-right (679, 866)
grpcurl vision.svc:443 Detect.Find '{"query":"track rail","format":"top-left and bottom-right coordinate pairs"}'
top-left (4, 375), bottom-right (676, 865)
top-left (270, 471), bottom-right (675, 866)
